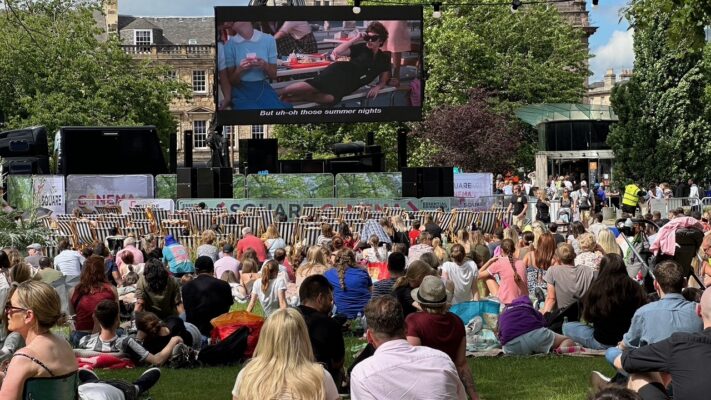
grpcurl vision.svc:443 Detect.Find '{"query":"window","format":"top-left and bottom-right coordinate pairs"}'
top-left (192, 70), bottom-right (206, 93)
top-left (223, 126), bottom-right (233, 147)
top-left (165, 70), bottom-right (177, 80)
top-left (188, 39), bottom-right (198, 45)
top-left (134, 29), bottom-right (152, 50)
top-left (193, 120), bottom-right (207, 148)
top-left (251, 125), bottom-right (265, 139)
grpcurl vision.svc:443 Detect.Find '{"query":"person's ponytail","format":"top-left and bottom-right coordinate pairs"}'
top-left (501, 239), bottom-right (522, 285)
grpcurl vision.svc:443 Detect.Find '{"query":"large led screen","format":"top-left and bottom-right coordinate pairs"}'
top-left (215, 6), bottom-right (423, 124)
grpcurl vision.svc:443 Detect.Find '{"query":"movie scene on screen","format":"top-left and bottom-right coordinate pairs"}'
top-left (215, 6), bottom-right (423, 124)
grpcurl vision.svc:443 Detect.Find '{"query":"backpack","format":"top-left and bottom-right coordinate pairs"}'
top-left (578, 190), bottom-right (591, 209)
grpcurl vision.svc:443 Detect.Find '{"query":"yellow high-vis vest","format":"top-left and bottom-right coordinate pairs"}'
top-left (622, 184), bottom-right (641, 207)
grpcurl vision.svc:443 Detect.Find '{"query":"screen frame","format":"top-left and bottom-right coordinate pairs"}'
top-left (214, 5), bottom-right (424, 125)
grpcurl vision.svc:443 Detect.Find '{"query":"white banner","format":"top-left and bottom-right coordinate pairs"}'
top-left (66, 175), bottom-right (154, 212)
top-left (119, 199), bottom-right (175, 213)
top-left (33, 175), bottom-right (65, 216)
top-left (453, 173), bottom-right (493, 198)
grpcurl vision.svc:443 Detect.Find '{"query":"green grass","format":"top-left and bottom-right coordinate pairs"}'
top-left (99, 302), bottom-right (615, 399)
top-left (99, 354), bottom-right (613, 399)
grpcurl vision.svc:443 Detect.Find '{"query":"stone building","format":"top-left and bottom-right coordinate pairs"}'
top-left (101, 0), bottom-right (272, 167)
top-left (585, 68), bottom-right (633, 106)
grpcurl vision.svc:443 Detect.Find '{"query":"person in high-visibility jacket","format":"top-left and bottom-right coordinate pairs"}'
top-left (621, 181), bottom-right (645, 215)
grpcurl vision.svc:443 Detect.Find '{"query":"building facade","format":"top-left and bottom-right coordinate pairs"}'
top-left (102, 0), bottom-right (272, 167)
top-left (585, 68), bottom-right (633, 106)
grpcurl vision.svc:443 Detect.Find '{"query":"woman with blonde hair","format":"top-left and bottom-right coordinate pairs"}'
top-left (296, 246), bottom-right (329, 286)
top-left (441, 244), bottom-right (479, 305)
top-left (239, 259), bottom-right (260, 297)
top-left (522, 232), bottom-right (556, 306)
top-left (0, 281), bottom-right (77, 398)
top-left (263, 224), bottom-right (286, 260)
top-left (455, 229), bottom-right (472, 255)
top-left (597, 228), bottom-right (622, 256)
top-left (232, 308), bottom-right (339, 400)
top-left (197, 229), bottom-right (219, 261)
top-left (574, 232), bottom-right (603, 272)
top-left (431, 238), bottom-right (449, 264)
top-left (468, 231), bottom-right (490, 266)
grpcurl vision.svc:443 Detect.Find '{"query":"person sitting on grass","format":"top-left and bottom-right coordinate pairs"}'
top-left (350, 295), bottom-right (466, 400)
top-left (477, 238), bottom-right (528, 305)
top-left (78, 300), bottom-right (183, 366)
top-left (406, 276), bottom-right (480, 400)
top-left (247, 260), bottom-right (286, 318)
top-left (182, 256), bottom-right (234, 338)
top-left (498, 295), bottom-right (575, 355)
top-left (232, 308), bottom-right (340, 400)
top-left (541, 243), bottom-right (594, 316)
top-left (135, 258), bottom-right (184, 321)
top-left (372, 252), bottom-right (405, 297)
top-left (135, 311), bottom-right (202, 353)
top-left (601, 289), bottom-right (711, 400)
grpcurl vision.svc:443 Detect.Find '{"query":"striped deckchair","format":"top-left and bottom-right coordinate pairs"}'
top-left (178, 235), bottom-right (199, 251)
top-left (366, 211), bottom-right (384, 221)
top-left (297, 222), bottom-right (323, 242)
top-left (95, 205), bottom-right (121, 214)
top-left (121, 226), bottom-right (145, 239)
top-left (94, 225), bottom-right (115, 244)
top-left (301, 227), bottom-right (321, 247)
top-left (162, 220), bottom-right (190, 238)
top-left (73, 220), bottom-right (96, 247)
top-left (56, 214), bottom-right (73, 221)
top-left (132, 220), bottom-right (154, 235)
top-left (451, 209), bottom-right (474, 234)
top-left (351, 221), bottom-right (365, 237)
top-left (276, 222), bottom-right (297, 246)
top-left (341, 210), bottom-right (362, 221)
top-left (55, 220), bottom-right (76, 244)
top-left (103, 215), bottom-right (129, 229)
top-left (129, 207), bottom-right (147, 221)
top-left (151, 208), bottom-right (170, 230)
top-left (331, 207), bottom-right (347, 218)
top-left (244, 206), bottom-right (266, 216)
top-left (189, 212), bottom-right (213, 234)
top-left (168, 211), bottom-right (189, 221)
top-left (38, 216), bottom-right (55, 230)
top-left (258, 209), bottom-right (275, 232)
top-left (242, 215), bottom-right (262, 236)
top-left (300, 207), bottom-right (320, 219)
top-left (437, 211), bottom-right (454, 234)
top-left (219, 224), bottom-right (243, 244)
top-left (383, 207), bottom-right (402, 218)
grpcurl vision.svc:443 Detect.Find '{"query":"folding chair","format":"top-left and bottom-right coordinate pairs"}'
top-left (73, 220), bottom-right (96, 248)
top-left (242, 215), bottom-right (262, 236)
top-left (276, 221), bottom-right (297, 247)
top-left (301, 227), bottom-right (321, 247)
top-left (259, 209), bottom-right (275, 232)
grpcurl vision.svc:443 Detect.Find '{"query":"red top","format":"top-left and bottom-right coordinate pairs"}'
top-left (236, 234), bottom-right (268, 262)
top-left (408, 229), bottom-right (421, 246)
top-left (71, 283), bottom-right (116, 331)
top-left (405, 311), bottom-right (465, 363)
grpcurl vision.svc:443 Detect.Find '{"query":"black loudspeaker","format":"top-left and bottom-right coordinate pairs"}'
top-left (184, 130), bottom-right (193, 168)
top-left (0, 126), bottom-right (49, 157)
top-left (401, 167), bottom-right (454, 198)
top-left (2, 156), bottom-right (50, 174)
top-left (169, 132), bottom-right (177, 173)
top-left (239, 139), bottom-right (278, 174)
top-left (196, 167), bottom-right (215, 198)
top-left (215, 167), bottom-right (233, 198)
top-left (177, 167), bottom-right (197, 198)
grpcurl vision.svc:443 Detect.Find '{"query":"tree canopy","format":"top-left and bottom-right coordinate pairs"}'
top-left (0, 0), bottom-right (190, 157)
top-left (608, 6), bottom-right (711, 183)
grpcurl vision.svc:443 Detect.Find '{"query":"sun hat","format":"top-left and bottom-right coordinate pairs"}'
top-left (411, 276), bottom-right (448, 307)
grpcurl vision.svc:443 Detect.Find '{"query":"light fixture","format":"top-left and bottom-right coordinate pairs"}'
top-left (432, 2), bottom-right (442, 18)
top-left (353, 0), bottom-right (361, 14)
top-left (511, 0), bottom-right (521, 12)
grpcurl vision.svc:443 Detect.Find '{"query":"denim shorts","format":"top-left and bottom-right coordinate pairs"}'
top-left (503, 327), bottom-right (556, 355)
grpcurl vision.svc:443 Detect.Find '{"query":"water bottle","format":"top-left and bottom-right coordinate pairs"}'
top-left (353, 312), bottom-right (364, 337)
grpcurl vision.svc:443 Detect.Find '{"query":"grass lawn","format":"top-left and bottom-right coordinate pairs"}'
top-left (99, 353), bottom-right (613, 399)
top-left (99, 303), bottom-right (615, 399)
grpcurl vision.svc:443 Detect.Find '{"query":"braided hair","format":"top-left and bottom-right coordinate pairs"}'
top-left (334, 248), bottom-right (356, 291)
top-left (501, 239), bottom-right (523, 285)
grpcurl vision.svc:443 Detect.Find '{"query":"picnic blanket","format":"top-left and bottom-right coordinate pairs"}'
top-left (76, 353), bottom-right (134, 370)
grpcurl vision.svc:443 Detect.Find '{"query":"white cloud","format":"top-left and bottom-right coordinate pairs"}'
top-left (589, 29), bottom-right (634, 82)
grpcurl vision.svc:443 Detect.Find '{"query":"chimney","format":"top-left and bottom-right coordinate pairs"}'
top-left (104, 0), bottom-right (118, 35)
top-left (603, 68), bottom-right (616, 89)
top-left (620, 69), bottom-right (633, 81)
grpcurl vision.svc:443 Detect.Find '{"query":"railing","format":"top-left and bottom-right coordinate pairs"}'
top-left (120, 44), bottom-right (214, 56)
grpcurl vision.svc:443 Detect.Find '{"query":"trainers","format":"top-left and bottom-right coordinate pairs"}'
top-left (77, 368), bottom-right (100, 384)
top-left (134, 367), bottom-right (161, 394)
top-left (590, 370), bottom-right (611, 392)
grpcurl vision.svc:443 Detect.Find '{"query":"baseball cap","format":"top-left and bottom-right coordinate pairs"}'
top-left (581, 180), bottom-right (587, 186)
top-left (26, 243), bottom-right (42, 250)
top-left (223, 244), bottom-right (234, 253)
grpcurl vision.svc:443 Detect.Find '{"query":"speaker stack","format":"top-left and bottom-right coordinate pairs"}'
top-left (177, 167), bottom-right (233, 199)
top-left (402, 167), bottom-right (454, 198)
top-left (239, 139), bottom-right (278, 174)
top-left (0, 126), bottom-right (50, 174)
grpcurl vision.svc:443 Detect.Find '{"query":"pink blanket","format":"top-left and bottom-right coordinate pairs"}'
top-left (77, 354), bottom-right (134, 370)
top-left (649, 217), bottom-right (703, 256)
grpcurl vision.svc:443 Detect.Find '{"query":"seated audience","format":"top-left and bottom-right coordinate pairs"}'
top-left (408, 220), bottom-right (422, 246)
top-left (478, 238), bottom-right (528, 304)
top-left (116, 237), bottom-right (144, 271)
top-left (441, 244), bottom-right (479, 305)
top-left (247, 260), bottom-right (287, 317)
top-left (263, 224), bottom-right (286, 260)
top-left (372, 252), bottom-right (405, 297)
top-left (407, 232), bottom-right (433, 266)
top-left (79, 300), bottom-right (182, 366)
top-left (135, 311), bottom-right (201, 353)
top-left (574, 233), bottom-right (603, 273)
top-left (350, 296), bottom-right (466, 400)
top-left (162, 235), bottom-right (194, 277)
top-left (542, 244), bottom-right (594, 315)
top-left (296, 246), bottom-right (330, 287)
top-left (69, 255), bottom-right (118, 346)
top-left (324, 249), bottom-right (372, 319)
top-left (236, 227), bottom-right (267, 263)
top-left (196, 229), bottom-right (219, 262)
top-left (221, 271), bottom-right (247, 302)
top-left (239, 259), bottom-right (260, 298)
top-left (391, 260), bottom-right (436, 317)
top-left (182, 256), bottom-right (234, 338)
top-left (53, 238), bottom-right (84, 278)
top-left (135, 259), bottom-right (184, 320)
top-left (597, 228), bottom-right (622, 256)
top-left (214, 244), bottom-right (240, 280)
top-left (297, 275), bottom-right (345, 391)
top-left (563, 254), bottom-right (647, 350)
top-left (317, 223), bottom-right (335, 248)
top-left (35, 256), bottom-right (62, 284)
top-left (361, 235), bottom-right (388, 264)
top-left (232, 308), bottom-right (339, 400)
top-left (118, 251), bottom-right (144, 280)
top-left (406, 276), bottom-right (479, 399)
top-left (498, 295), bottom-right (574, 355)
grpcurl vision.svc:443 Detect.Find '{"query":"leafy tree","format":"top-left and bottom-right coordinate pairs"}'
top-left (607, 8), bottom-right (711, 183)
top-left (0, 0), bottom-right (191, 159)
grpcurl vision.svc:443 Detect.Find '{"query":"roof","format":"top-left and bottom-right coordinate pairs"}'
top-left (515, 103), bottom-right (618, 127)
top-left (118, 16), bottom-right (214, 45)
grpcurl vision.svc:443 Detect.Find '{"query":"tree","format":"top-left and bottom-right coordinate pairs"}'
top-left (0, 0), bottom-right (191, 159)
top-left (607, 8), bottom-right (711, 183)
top-left (412, 89), bottom-right (523, 173)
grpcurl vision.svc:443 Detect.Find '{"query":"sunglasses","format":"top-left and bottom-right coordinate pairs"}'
top-left (363, 34), bottom-right (381, 42)
top-left (5, 305), bottom-right (28, 315)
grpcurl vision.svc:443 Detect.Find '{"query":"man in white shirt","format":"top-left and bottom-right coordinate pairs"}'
top-left (53, 238), bottom-right (85, 278)
top-left (689, 179), bottom-right (700, 212)
top-left (350, 296), bottom-right (467, 400)
top-left (214, 244), bottom-right (239, 279)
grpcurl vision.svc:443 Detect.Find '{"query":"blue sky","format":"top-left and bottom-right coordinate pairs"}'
top-left (119, 0), bottom-right (633, 81)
